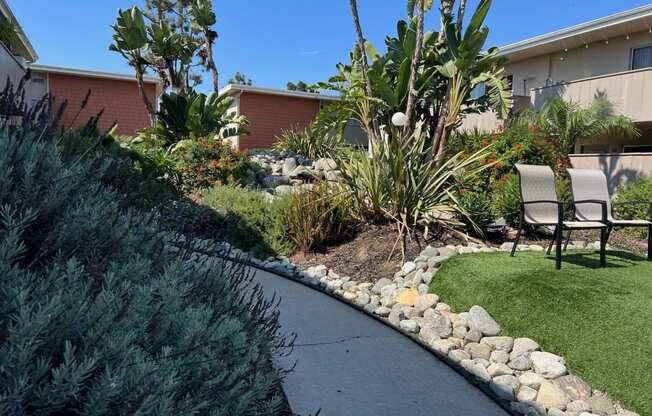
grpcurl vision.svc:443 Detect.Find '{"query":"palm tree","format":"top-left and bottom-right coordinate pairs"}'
top-left (518, 95), bottom-right (640, 175)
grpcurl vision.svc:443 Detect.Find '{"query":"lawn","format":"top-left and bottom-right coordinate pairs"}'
top-left (430, 250), bottom-right (652, 415)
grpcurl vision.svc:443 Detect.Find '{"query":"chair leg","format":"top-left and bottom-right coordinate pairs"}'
top-left (599, 227), bottom-right (607, 267)
top-left (647, 225), bottom-right (652, 261)
top-left (555, 226), bottom-right (563, 270)
top-left (563, 230), bottom-right (572, 251)
top-left (511, 220), bottom-right (523, 257)
top-left (546, 227), bottom-right (556, 256)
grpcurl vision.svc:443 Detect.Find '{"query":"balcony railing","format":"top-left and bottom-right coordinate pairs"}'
top-left (531, 67), bottom-right (652, 122)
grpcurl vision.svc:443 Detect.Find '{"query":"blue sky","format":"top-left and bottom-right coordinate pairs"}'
top-left (10, 0), bottom-right (652, 92)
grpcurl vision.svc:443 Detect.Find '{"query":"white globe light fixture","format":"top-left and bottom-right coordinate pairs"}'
top-left (391, 112), bottom-right (407, 127)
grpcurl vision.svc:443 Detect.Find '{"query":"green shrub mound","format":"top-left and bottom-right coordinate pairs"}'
top-left (0, 128), bottom-right (289, 414)
top-left (613, 175), bottom-right (652, 239)
top-left (201, 185), bottom-right (296, 258)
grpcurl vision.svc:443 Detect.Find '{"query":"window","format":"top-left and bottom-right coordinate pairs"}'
top-left (580, 144), bottom-right (609, 154)
top-left (623, 144), bottom-right (652, 153)
top-left (631, 45), bottom-right (652, 70)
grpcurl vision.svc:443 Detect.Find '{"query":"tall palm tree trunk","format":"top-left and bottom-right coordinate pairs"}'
top-left (404, 0), bottom-right (425, 135)
top-left (349, 0), bottom-right (379, 148)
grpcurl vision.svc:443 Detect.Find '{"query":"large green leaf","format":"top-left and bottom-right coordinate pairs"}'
top-left (396, 58), bottom-right (412, 104)
top-left (464, 0), bottom-right (492, 42)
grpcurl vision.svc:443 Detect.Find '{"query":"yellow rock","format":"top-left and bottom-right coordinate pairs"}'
top-left (536, 380), bottom-right (570, 409)
top-left (396, 289), bottom-right (419, 305)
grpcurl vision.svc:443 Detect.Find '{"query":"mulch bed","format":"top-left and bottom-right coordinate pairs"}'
top-left (290, 223), bottom-right (446, 283)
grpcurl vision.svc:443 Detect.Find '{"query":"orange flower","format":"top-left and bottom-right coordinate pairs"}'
top-left (482, 139), bottom-right (490, 146)
top-left (515, 143), bottom-right (522, 150)
top-left (459, 188), bottom-right (467, 194)
top-left (210, 160), bottom-right (220, 170)
top-left (495, 162), bottom-right (504, 169)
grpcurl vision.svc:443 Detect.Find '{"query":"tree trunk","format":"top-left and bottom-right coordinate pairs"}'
top-left (349, 0), bottom-right (379, 148)
top-left (404, 0), bottom-right (425, 135)
top-left (456, 0), bottom-right (468, 28)
top-left (134, 61), bottom-right (157, 124)
top-left (429, 0), bottom-right (455, 160)
top-left (205, 35), bottom-right (219, 92)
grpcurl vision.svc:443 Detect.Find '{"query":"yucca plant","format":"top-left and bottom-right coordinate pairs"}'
top-left (338, 122), bottom-right (493, 255)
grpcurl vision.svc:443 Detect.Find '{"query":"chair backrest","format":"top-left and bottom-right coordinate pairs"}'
top-left (515, 164), bottom-right (559, 224)
top-left (567, 168), bottom-right (613, 221)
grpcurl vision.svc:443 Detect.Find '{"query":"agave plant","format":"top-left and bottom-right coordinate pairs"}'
top-left (154, 91), bottom-right (248, 148)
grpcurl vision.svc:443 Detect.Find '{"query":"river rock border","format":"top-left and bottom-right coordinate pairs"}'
top-left (254, 241), bottom-right (637, 416)
top-left (184, 236), bottom-right (637, 416)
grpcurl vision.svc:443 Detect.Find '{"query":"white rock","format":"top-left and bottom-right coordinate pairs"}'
top-left (460, 359), bottom-right (492, 383)
top-left (399, 319), bottom-right (419, 333)
top-left (487, 362), bottom-right (514, 377)
top-left (519, 371), bottom-right (545, 389)
top-left (469, 305), bottom-right (501, 336)
top-left (481, 336), bottom-right (514, 352)
top-left (402, 261), bottom-right (417, 274)
top-left (448, 349), bottom-right (470, 363)
top-left (490, 350), bottom-right (510, 364)
top-left (512, 338), bottom-right (541, 358)
top-left (531, 351), bottom-right (567, 379)
top-left (517, 385), bottom-right (539, 402)
top-left (490, 375), bottom-right (519, 401)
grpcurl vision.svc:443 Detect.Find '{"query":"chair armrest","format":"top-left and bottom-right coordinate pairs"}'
top-left (612, 201), bottom-right (652, 221)
top-left (572, 199), bottom-right (608, 222)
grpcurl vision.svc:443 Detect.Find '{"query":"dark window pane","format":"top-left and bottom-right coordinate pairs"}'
top-left (632, 46), bottom-right (652, 70)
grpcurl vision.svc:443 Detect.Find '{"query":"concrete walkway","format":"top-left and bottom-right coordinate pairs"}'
top-left (251, 267), bottom-right (509, 416)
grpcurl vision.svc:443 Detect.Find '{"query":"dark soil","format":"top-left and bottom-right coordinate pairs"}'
top-left (290, 223), bottom-right (441, 283)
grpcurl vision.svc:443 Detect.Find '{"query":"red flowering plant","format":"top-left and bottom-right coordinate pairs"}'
top-left (171, 138), bottom-right (254, 193)
top-left (446, 124), bottom-right (556, 234)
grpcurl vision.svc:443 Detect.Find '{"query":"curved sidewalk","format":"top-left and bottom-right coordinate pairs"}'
top-left (251, 267), bottom-right (509, 416)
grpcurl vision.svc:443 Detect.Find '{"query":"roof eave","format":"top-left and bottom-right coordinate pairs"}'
top-left (28, 64), bottom-right (160, 84)
top-left (497, 4), bottom-right (652, 61)
top-left (0, 0), bottom-right (38, 62)
top-left (219, 84), bottom-right (340, 101)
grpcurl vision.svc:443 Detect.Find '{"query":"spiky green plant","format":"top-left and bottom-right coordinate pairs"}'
top-left (337, 122), bottom-right (493, 251)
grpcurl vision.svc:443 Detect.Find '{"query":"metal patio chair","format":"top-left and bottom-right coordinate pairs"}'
top-left (567, 168), bottom-right (652, 261)
top-left (510, 164), bottom-right (608, 270)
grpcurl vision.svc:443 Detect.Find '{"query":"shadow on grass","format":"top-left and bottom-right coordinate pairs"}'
top-left (542, 249), bottom-right (645, 269)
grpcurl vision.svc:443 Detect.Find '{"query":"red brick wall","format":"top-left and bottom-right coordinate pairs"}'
top-left (238, 92), bottom-right (321, 150)
top-left (48, 73), bottom-right (157, 136)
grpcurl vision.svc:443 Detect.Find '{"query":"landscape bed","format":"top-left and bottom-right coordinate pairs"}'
top-left (431, 250), bottom-right (652, 415)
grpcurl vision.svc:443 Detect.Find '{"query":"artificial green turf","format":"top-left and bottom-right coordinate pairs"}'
top-left (431, 251), bottom-right (652, 415)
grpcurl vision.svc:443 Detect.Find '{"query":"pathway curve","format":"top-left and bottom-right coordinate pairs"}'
top-left (251, 267), bottom-right (509, 416)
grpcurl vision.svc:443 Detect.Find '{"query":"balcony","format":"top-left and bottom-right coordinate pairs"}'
top-left (531, 68), bottom-right (652, 122)
top-left (0, 41), bottom-right (26, 89)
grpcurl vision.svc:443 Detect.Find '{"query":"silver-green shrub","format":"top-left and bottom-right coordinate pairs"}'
top-left (0, 126), bottom-right (290, 414)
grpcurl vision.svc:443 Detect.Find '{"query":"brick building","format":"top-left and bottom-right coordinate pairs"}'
top-left (219, 84), bottom-right (367, 151)
top-left (28, 65), bottom-right (158, 136)
top-left (1, 0), bottom-right (159, 136)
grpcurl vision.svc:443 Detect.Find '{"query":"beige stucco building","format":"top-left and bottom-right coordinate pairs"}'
top-left (462, 4), bottom-right (652, 191)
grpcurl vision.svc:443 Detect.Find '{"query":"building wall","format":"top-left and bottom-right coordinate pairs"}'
top-left (237, 91), bottom-right (321, 150)
top-left (505, 29), bottom-right (652, 92)
top-left (46, 72), bottom-right (157, 136)
top-left (0, 42), bottom-right (26, 91)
